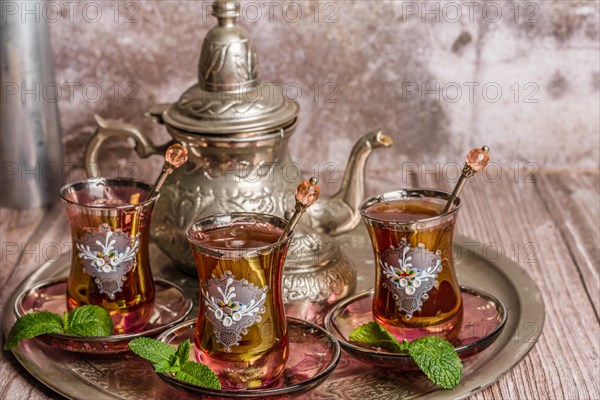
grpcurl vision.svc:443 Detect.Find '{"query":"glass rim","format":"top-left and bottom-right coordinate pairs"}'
top-left (185, 212), bottom-right (291, 253)
top-left (59, 177), bottom-right (158, 210)
top-left (359, 188), bottom-right (461, 225)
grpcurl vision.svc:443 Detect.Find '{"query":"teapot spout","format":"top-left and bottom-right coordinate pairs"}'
top-left (305, 130), bottom-right (393, 235)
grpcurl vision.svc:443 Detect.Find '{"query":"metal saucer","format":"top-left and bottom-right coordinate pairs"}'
top-left (155, 317), bottom-right (341, 398)
top-left (324, 286), bottom-right (507, 370)
top-left (13, 277), bottom-right (193, 354)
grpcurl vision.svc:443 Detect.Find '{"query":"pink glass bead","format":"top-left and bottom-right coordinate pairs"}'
top-left (165, 144), bottom-right (188, 168)
top-left (296, 178), bottom-right (320, 207)
top-left (465, 147), bottom-right (489, 172)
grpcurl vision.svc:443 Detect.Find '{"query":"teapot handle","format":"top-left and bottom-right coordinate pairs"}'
top-left (85, 114), bottom-right (171, 178)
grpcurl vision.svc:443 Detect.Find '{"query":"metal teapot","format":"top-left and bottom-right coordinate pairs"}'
top-left (84, 0), bottom-right (392, 312)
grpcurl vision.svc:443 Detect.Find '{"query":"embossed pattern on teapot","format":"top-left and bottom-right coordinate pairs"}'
top-left (83, 0), bottom-right (393, 305)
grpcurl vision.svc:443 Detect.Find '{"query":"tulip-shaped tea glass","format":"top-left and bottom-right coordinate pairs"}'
top-left (186, 213), bottom-right (292, 389)
top-left (359, 189), bottom-right (463, 341)
top-left (60, 178), bottom-right (157, 334)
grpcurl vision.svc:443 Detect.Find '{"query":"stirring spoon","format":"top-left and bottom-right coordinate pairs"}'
top-left (280, 177), bottom-right (320, 240)
top-left (147, 143), bottom-right (189, 200)
top-left (443, 146), bottom-right (490, 214)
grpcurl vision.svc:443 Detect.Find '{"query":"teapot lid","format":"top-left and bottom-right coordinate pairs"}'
top-left (163, 0), bottom-right (299, 136)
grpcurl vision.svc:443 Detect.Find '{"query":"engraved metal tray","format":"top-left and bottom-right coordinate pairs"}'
top-left (3, 227), bottom-right (544, 399)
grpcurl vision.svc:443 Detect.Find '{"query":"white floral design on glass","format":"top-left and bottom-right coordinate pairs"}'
top-left (76, 223), bottom-right (139, 299)
top-left (202, 271), bottom-right (268, 352)
top-left (380, 238), bottom-right (442, 319)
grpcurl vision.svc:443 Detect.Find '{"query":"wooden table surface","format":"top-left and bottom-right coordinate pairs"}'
top-left (1, 170), bottom-right (598, 399)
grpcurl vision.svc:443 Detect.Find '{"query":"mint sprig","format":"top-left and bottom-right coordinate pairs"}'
top-left (129, 337), bottom-right (221, 389)
top-left (349, 321), bottom-right (463, 389)
top-left (4, 305), bottom-right (114, 350)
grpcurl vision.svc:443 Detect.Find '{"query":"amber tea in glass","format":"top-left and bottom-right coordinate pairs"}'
top-left (60, 178), bottom-right (157, 334)
top-left (360, 189), bottom-right (463, 341)
top-left (186, 213), bottom-right (291, 389)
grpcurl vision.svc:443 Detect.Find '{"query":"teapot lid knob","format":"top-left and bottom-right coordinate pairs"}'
top-left (212, 0), bottom-right (239, 24)
top-left (164, 0), bottom-right (299, 136)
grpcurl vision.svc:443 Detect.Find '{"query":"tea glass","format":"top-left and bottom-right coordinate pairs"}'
top-left (359, 189), bottom-right (463, 341)
top-left (60, 178), bottom-right (157, 334)
top-left (186, 213), bottom-right (292, 389)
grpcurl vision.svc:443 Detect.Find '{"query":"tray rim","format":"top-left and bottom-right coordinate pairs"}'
top-left (2, 234), bottom-right (545, 400)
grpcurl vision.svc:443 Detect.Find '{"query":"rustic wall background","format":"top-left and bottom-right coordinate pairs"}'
top-left (26, 0), bottom-right (600, 183)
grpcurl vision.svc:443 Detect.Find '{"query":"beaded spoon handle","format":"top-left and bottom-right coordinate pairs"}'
top-left (280, 177), bottom-right (320, 240)
top-left (147, 144), bottom-right (189, 200)
top-left (443, 146), bottom-right (490, 214)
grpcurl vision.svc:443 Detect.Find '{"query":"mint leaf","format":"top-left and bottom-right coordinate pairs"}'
top-left (128, 337), bottom-right (182, 372)
top-left (66, 305), bottom-right (113, 336)
top-left (407, 336), bottom-right (463, 389)
top-left (349, 321), bottom-right (407, 353)
top-left (175, 361), bottom-right (221, 389)
top-left (175, 339), bottom-right (191, 366)
top-left (129, 337), bottom-right (177, 366)
top-left (4, 312), bottom-right (64, 350)
top-left (156, 355), bottom-right (181, 374)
